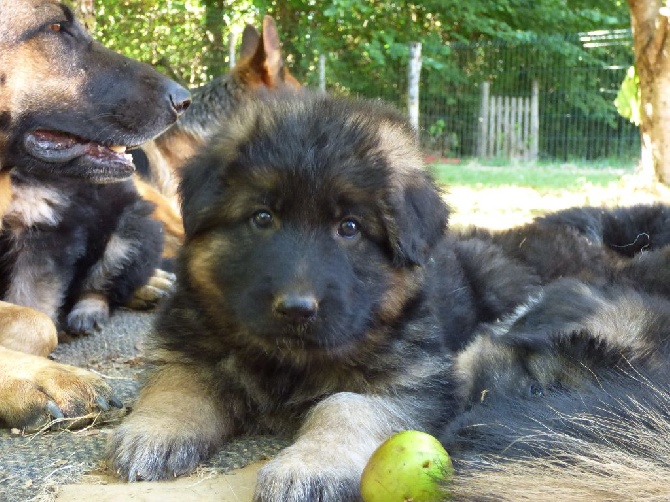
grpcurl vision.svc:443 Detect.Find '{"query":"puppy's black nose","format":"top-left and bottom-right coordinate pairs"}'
top-left (167, 83), bottom-right (191, 116)
top-left (273, 294), bottom-right (318, 323)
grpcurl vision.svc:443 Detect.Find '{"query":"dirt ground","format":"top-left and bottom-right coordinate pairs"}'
top-left (54, 462), bottom-right (264, 502)
top-left (5, 173), bottom-right (670, 502)
top-left (446, 174), bottom-right (670, 230)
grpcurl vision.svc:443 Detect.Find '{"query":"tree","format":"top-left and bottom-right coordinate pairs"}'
top-left (628, 0), bottom-right (670, 182)
top-left (202, 0), bottom-right (229, 74)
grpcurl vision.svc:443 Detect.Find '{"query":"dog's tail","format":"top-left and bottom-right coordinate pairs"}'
top-left (441, 368), bottom-right (670, 500)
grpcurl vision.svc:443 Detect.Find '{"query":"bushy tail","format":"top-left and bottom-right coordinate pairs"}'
top-left (442, 368), bottom-right (670, 500)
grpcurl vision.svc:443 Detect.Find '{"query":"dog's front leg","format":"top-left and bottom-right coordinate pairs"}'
top-left (108, 360), bottom-right (238, 481)
top-left (254, 392), bottom-right (419, 502)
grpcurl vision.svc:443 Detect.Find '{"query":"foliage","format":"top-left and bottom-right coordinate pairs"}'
top-left (614, 65), bottom-right (641, 125)
top-left (90, 0), bottom-right (257, 85)
top-left (86, 0), bottom-right (635, 161)
top-left (88, 0), bottom-right (631, 88)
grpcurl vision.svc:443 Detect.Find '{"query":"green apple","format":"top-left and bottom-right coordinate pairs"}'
top-left (360, 430), bottom-right (454, 502)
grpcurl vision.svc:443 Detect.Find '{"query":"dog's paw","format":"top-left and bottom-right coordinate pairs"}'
top-left (108, 413), bottom-right (212, 481)
top-left (125, 269), bottom-right (176, 310)
top-left (66, 295), bottom-right (110, 335)
top-left (254, 444), bottom-right (362, 502)
top-left (0, 348), bottom-right (121, 430)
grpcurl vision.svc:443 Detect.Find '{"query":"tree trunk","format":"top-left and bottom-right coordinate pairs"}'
top-left (202, 0), bottom-right (227, 76)
top-left (628, 0), bottom-right (670, 183)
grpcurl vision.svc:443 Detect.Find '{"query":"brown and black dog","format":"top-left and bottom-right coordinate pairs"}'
top-left (0, 0), bottom-right (190, 429)
top-left (134, 15), bottom-right (301, 257)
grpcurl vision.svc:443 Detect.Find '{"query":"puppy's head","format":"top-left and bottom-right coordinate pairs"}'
top-left (179, 93), bottom-right (449, 358)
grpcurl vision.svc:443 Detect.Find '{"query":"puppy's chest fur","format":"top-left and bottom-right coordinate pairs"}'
top-left (4, 174), bottom-right (74, 231)
top-left (220, 352), bottom-right (354, 410)
top-left (0, 174), bottom-right (85, 312)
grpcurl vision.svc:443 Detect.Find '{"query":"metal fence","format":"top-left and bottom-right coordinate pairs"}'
top-left (320, 31), bottom-right (639, 163)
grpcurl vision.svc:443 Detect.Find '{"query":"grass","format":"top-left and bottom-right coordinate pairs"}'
top-left (427, 161), bottom-right (633, 191)
top-left (424, 159), bottom-right (669, 230)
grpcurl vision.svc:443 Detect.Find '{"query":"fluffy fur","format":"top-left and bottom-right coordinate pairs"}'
top-left (0, 171), bottom-right (164, 335)
top-left (133, 16), bottom-right (300, 258)
top-left (109, 92), bottom-right (670, 500)
top-left (0, 0), bottom-right (189, 429)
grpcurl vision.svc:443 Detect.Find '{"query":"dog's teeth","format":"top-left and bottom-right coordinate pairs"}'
top-left (108, 145), bottom-right (127, 153)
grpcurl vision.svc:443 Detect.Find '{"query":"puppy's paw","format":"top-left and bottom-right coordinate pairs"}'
top-left (125, 269), bottom-right (176, 310)
top-left (254, 443), bottom-right (362, 502)
top-left (0, 348), bottom-right (121, 430)
top-left (66, 295), bottom-right (110, 335)
top-left (108, 413), bottom-right (213, 481)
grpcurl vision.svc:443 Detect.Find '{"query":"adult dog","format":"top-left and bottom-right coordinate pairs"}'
top-left (109, 93), bottom-right (670, 500)
top-left (0, 0), bottom-right (190, 429)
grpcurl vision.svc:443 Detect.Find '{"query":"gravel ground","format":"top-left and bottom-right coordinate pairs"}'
top-left (0, 310), bottom-right (288, 502)
top-left (1, 176), bottom-right (666, 502)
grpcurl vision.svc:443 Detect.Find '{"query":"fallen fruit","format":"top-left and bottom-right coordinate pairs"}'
top-left (360, 430), bottom-right (453, 502)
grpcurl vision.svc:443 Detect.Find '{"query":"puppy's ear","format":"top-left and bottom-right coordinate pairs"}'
top-left (179, 154), bottom-right (223, 238)
top-left (386, 172), bottom-right (449, 266)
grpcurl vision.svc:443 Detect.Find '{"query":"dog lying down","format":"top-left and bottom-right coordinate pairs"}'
top-left (110, 92), bottom-right (670, 500)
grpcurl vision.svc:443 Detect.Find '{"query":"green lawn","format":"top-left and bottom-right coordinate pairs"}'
top-left (427, 162), bottom-right (633, 191)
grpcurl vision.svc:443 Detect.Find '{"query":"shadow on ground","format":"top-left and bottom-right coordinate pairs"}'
top-left (0, 310), bottom-right (288, 502)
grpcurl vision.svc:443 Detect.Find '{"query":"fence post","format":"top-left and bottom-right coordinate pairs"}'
top-left (408, 42), bottom-right (422, 137)
top-left (510, 97), bottom-right (518, 160)
top-left (478, 82), bottom-right (490, 158)
top-left (530, 80), bottom-right (539, 161)
top-left (319, 54), bottom-right (326, 93)
top-left (523, 97), bottom-right (531, 161)
top-left (488, 97), bottom-right (497, 157)
top-left (228, 32), bottom-right (237, 69)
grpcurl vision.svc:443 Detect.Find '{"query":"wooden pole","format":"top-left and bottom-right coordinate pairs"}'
top-left (530, 80), bottom-right (540, 161)
top-left (523, 97), bottom-right (531, 161)
top-left (488, 97), bottom-right (497, 157)
top-left (228, 31), bottom-right (237, 69)
top-left (408, 42), bottom-right (422, 137)
top-left (478, 82), bottom-right (490, 158)
top-left (495, 96), bottom-right (503, 157)
top-left (510, 97), bottom-right (518, 160)
top-left (506, 96), bottom-right (512, 157)
top-left (74, 0), bottom-right (95, 30)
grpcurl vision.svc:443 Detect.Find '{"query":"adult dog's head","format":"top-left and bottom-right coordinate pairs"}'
top-left (179, 93), bottom-right (449, 359)
top-left (0, 0), bottom-right (190, 181)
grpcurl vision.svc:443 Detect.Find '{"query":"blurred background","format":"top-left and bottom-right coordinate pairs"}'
top-left (75, 0), bottom-right (637, 165)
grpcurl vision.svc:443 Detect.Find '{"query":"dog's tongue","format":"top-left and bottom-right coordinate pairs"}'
top-left (24, 130), bottom-right (130, 164)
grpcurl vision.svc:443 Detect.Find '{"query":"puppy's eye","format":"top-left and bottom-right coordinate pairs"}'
top-left (251, 210), bottom-right (274, 229)
top-left (337, 218), bottom-right (360, 239)
top-left (49, 23), bottom-right (62, 32)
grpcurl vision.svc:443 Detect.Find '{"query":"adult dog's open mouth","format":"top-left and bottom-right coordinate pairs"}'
top-left (24, 129), bottom-right (135, 178)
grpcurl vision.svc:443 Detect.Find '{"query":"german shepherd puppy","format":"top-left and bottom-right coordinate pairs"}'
top-left (0, 0), bottom-right (190, 429)
top-left (0, 170), bottom-right (164, 335)
top-left (109, 92), bottom-right (670, 499)
top-left (436, 202), bottom-right (670, 499)
top-left (134, 15), bottom-right (300, 257)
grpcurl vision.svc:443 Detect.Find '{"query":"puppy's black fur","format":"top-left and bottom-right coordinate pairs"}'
top-left (110, 93), bottom-right (670, 500)
top-left (0, 171), bottom-right (163, 334)
top-left (537, 202), bottom-right (670, 256)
